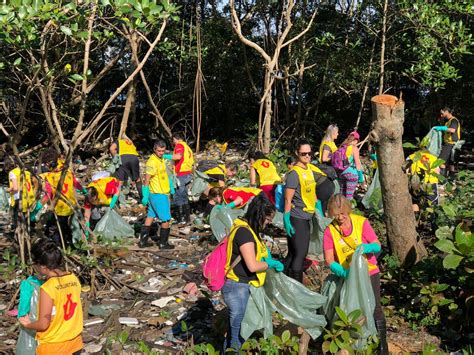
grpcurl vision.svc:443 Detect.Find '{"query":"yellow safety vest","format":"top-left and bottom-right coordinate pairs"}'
top-left (9, 168), bottom-right (36, 212)
top-left (205, 164), bottom-right (226, 187)
top-left (145, 154), bottom-right (170, 194)
top-left (252, 159), bottom-right (282, 186)
top-left (291, 165), bottom-right (316, 214)
top-left (223, 187), bottom-right (262, 208)
top-left (225, 218), bottom-right (268, 287)
top-left (175, 140), bottom-right (194, 174)
top-left (408, 151), bottom-right (439, 184)
top-left (87, 177), bottom-right (118, 206)
top-left (118, 139), bottom-right (139, 156)
top-left (444, 117), bottom-right (461, 145)
top-left (319, 141), bottom-right (337, 162)
top-left (41, 170), bottom-right (77, 216)
top-left (329, 214), bottom-right (377, 273)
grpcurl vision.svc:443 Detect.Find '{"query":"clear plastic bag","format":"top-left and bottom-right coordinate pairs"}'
top-left (241, 269), bottom-right (327, 340)
top-left (93, 209), bottom-right (134, 240)
top-left (16, 281), bottom-right (40, 355)
top-left (189, 171), bottom-right (209, 201)
top-left (308, 212), bottom-right (332, 256)
top-left (209, 206), bottom-right (244, 242)
top-left (425, 128), bottom-right (443, 157)
top-left (0, 186), bottom-right (9, 211)
top-left (70, 213), bottom-right (83, 243)
top-left (362, 169), bottom-right (383, 211)
top-left (320, 274), bottom-right (343, 324)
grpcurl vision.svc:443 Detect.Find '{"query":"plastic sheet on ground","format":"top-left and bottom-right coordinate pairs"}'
top-left (321, 249), bottom-right (377, 349)
top-left (362, 169), bottom-right (383, 211)
top-left (0, 187), bottom-right (9, 211)
top-left (424, 128), bottom-right (443, 157)
top-left (209, 206), bottom-right (244, 242)
top-left (308, 212), bottom-right (332, 256)
top-left (241, 269), bottom-right (327, 340)
top-left (93, 209), bottom-right (135, 240)
top-left (16, 280), bottom-right (40, 355)
top-left (189, 171), bottom-right (209, 201)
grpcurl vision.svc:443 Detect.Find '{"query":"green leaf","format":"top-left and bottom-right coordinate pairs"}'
top-left (335, 307), bottom-right (348, 323)
top-left (403, 142), bottom-right (417, 149)
top-left (443, 254), bottom-right (464, 269)
top-left (13, 57), bottom-right (22, 66)
top-left (442, 204), bottom-right (457, 218)
top-left (70, 73), bottom-right (83, 81)
top-left (434, 283), bottom-right (449, 292)
top-left (60, 25), bottom-right (72, 36)
top-left (281, 330), bottom-right (290, 343)
top-left (435, 226), bottom-right (452, 240)
top-left (329, 340), bottom-right (339, 353)
top-left (434, 239), bottom-right (456, 254)
top-left (455, 225), bottom-right (473, 254)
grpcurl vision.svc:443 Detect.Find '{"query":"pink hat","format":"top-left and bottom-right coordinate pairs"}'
top-left (350, 131), bottom-right (360, 140)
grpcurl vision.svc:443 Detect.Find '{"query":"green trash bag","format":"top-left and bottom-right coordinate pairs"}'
top-left (362, 169), bottom-right (383, 211)
top-left (71, 213), bottom-right (83, 243)
top-left (241, 269), bottom-right (327, 340)
top-left (209, 206), bottom-right (244, 242)
top-left (0, 187), bottom-right (9, 211)
top-left (321, 249), bottom-right (377, 348)
top-left (271, 211), bottom-right (284, 229)
top-left (424, 128), bottom-right (443, 157)
top-left (16, 279), bottom-right (40, 355)
top-left (93, 209), bottom-right (134, 240)
top-left (190, 170), bottom-right (209, 201)
top-left (308, 212), bottom-right (332, 256)
top-left (107, 155), bottom-right (122, 174)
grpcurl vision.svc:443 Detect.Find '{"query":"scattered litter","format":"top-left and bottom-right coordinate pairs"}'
top-left (118, 317), bottom-right (139, 325)
top-left (84, 318), bottom-right (104, 327)
top-left (151, 297), bottom-right (175, 308)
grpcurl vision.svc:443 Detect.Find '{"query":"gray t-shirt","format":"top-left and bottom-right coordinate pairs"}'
top-left (285, 170), bottom-right (314, 220)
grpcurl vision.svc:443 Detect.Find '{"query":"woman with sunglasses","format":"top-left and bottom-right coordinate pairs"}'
top-left (283, 139), bottom-right (316, 282)
top-left (319, 124), bottom-right (339, 163)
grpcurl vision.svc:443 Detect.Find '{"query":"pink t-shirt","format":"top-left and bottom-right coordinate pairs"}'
top-left (323, 219), bottom-right (380, 275)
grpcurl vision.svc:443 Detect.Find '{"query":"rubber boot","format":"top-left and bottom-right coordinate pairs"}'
top-left (176, 205), bottom-right (186, 225)
top-left (159, 227), bottom-right (174, 250)
top-left (150, 225), bottom-right (160, 244)
top-left (136, 181), bottom-right (143, 201)
top-left (183, 203), bottom-right (191, 224)
top-left (375, 319), bottom-right (389, 355)
top-left (139, 225), bottom-right (151, 248)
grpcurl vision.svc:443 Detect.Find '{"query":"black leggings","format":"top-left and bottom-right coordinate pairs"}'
top-left (370, 273), bottom-right (385, 323)
top-left (317, 178), bottom-right (335, 213)
top-left (285, 216), bottom-right (311, 273)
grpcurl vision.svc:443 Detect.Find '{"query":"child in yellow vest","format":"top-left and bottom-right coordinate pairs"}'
top-left (19, 239), bottom-right (83, 355)
top-left (249, 151), bottom-right (282, 205)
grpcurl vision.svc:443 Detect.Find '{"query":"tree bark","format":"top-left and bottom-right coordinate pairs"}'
top-left (378, 0), bottom-right (388, 95)
top-left (370, 94), bottom-right (427, 265)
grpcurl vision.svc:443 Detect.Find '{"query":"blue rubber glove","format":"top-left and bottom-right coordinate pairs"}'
top-left (433, 126), bottom-right (448, 132)
top-left (109, 194), bottom-right (118, 209)
top-left (215, 204), bottom-right (224, 211)
top-left (168, 178), bottom-right (175, 195)
top-left (265, 246), bottom-right (273, 260)
top-left (30, 201), bottom-right (43, 222)
top-left (18, 276), bottom-right (43, 317)
top-left (226, 201), bottom-right (237, 209)
top-left (84, 221), bottom-right (90, 239)
top-left (141, 185), bottom-right (150, 206)
top-left (357, 243), bottom-right (381, 254)
top-left (370, 153), bottom-right (377, 161)
top-left (76, 187), bottom-right (88, 196)
top-left (163, 154), bottom-right (173, 160)
top-left (283, 212), bottom-right (295, 238)
top-left (316, 200), bottom-right (324, 216)
top-left (357, 170), bottom-right (364, 183)
top-left (330, 261), bottom-right (349, 278)
top-left (263, 257), bottom-right (284, 272)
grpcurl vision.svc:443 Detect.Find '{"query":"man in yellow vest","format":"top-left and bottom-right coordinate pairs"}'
top-left (32, 149), bottom-right (86, 247)
top-left (163, 133), bottom-right (194, 224)
top-left (84, 175), bottom-right (121, 236)
top-left (433, 107), bottom-right (461, 176)
top-left (140, 140), bottom-right (174, 249)
top-left (109, 136), bottom-right (143, 202)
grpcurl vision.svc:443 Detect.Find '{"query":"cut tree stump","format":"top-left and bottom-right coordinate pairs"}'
top-left (370, 94), bottom-right (427, 265)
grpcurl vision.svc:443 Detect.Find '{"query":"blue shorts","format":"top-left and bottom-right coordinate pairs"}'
top-left (147, 193), bottom-right (171, 221)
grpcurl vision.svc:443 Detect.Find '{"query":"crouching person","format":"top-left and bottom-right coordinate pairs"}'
top-left (222, 193), bottom-right (284, 351)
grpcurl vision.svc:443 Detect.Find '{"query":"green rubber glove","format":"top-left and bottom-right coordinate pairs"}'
top-left (141, 185), bottom-right (150, 206)
top-left (226, 201), bottom-right (237, 209)
top-left (84, 221), bottom-right (90, 239)
top-left (215, 204), bottom-right (224, 211)
top-left (330, 261), bottom-right (349, 279)
top-left (316, 200), bottom-right (324, 216)
top-left (357, 243), bottom-right (381, 254)
top-left (357, 170), bottom-right (364, 183)
top-left (265, 246), bottom-right (273, 260)
top-left (18, 276), bottom-right (43, 317)
top-left (109, 194), bottom-right (118, 209)
top-left (263, 257), bottom-right (284, 272)
top-left (30, 201), bottom-right (43, 222)
top-left (433, 125), bottom-right (448, 132)
top-left (283, 212), bottom-right (295, 238)
top-left (168, 178), bottom-right (175, 195)
top-left (370, 153), bottom-right (377, 161)
top-left (163, 154), bottom-right (173, 160)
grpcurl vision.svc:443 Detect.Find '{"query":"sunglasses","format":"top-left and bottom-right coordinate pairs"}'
top-left (299, 152), bottom-right (312, 157)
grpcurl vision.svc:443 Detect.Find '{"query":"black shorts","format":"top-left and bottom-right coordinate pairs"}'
top-left (439, 144), bottom-right (454, 165)
top-left (114, 154), bottom-right (140, 181)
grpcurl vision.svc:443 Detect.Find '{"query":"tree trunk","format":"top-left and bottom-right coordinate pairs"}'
top-left (378, 0), bottom-right (388, 95)
top-left (119, 78), bottom-right (137, 139)
top-left (370, 95), bottom-right (427, 265)
top-left (263, 70), bottom-right (272, 154)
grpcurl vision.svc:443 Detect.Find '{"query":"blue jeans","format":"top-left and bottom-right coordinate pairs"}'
top-left (174, 174), bottom-right (192, 206)
top-left (222, 279), bottom-right (251, 351)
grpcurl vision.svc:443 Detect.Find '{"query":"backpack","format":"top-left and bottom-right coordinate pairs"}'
top-left (196, 160), bottom-right (221, 173)
top-left (202, 235), bottom-right (241, 292)
top-left (317, 164), bottom-right (338, 181)
top-left (331, 144), bottom-right (350, 173)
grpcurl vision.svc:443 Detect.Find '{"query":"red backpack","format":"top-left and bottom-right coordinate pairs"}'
top-left (202, 236), bottom-right (241, 292)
